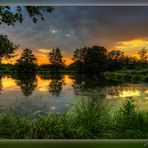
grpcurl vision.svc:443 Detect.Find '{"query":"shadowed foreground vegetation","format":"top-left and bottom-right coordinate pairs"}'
top-left (0, 97), bottom-right (148, 139)
top-left (104, 69), bottom-right (148, 83)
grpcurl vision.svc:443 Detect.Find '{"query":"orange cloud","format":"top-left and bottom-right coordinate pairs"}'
top-left (114, 39), bottom-right (148, 57)
top-left (38, 48), bottom-right (52, 54)
top-left (63, 58), bottom-right (74, 66)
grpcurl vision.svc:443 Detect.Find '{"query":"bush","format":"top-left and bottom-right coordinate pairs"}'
top-left (131, 74), bottom-right (144, 82)
top-left (143, 75), bottom-right (148, 83)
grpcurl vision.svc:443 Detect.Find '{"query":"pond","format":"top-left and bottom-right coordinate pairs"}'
top-left (0, 74), bottom-right (147, 116)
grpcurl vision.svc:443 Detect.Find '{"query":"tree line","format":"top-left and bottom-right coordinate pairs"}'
top-left (0, 34), bottom-right (148, 73)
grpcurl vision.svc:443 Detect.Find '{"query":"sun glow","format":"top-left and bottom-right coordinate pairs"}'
top-left (1, 48), bottom-right (74, 66)
top-left (114, 39), bottom-right (148, 56)
top-left (1, 76), bottom-right (19, 90)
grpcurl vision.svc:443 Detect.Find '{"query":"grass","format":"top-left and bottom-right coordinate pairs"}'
top-left (0, 96), bottom-right (148, 139)
top-left (104, 70), bottom-right (148, 83)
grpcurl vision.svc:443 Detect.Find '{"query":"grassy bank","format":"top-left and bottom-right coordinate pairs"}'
top-left (0, 96), bottom-right (148, 139)
top-left (104, 69), bottom-right (148, 83)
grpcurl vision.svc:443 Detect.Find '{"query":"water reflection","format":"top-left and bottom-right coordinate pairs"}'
top-left (0, 74), bottom-right (147, 99)
top-left (40, 74), bottom-right (65, 96)
top-left (0, 75), bottom-right (2, 94)
top-left (72, 74), bottom-right (119, 98)
top-left (13, 73), bottom-right (37, 97)
top-left (0, 74), bottom-right (147, 116)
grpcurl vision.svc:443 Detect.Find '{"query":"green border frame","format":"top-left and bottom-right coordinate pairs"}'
top-left (1, 1), bottom-right (148, 147)
top-left (0, 140), bottom-right (147, 148)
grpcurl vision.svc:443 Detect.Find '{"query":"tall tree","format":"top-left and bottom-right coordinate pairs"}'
top-left (73, 47), bottom-right (88, 63)
top-left (73, 46), bottom-right (108, 73)
top-left (48, 48), bottom-right (63, 65)
top-left (84, 46), bottom-right (108, 72)
top-left (17, 48), bottom-right (37, 65)
top-left (138, 48), bottom-right (148, 62)
top-left (0, 34), bottom-right (18, 64)
top-left (16, 48), bottom-right (37, 73)
top-left (0, 6), bottom-right (54, 25)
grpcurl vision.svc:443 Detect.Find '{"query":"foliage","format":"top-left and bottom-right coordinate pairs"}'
top-left (73, 46), bottom-right (108, 73)
top-left (16, 48), bottom-right (37, 73)
top-left (48, 48), bottom-right (63, 65)
top-left (0, 97), bottom-right (148, 139)
top-left (48, 48), bottom-right (64, 72)
top-left (104, 70), bottom-right (147, 83)
top-left (138, 48), bottom-right (148, 62)
top-left (0, 34), bottom-right (18, 64)
top-left (143, 75), bottom-right (148, 83)
top-left (0, 6), bottom-right (54, 25)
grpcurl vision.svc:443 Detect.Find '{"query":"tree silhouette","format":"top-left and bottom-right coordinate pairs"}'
top-left (0, 34), bottom-right (19, 64)
top-left (48, 48), bottom-right (63, 65)
top-left (73, 46), bottom-right (108, 73)
top-left (0, 6), bottom-right (54, 25)
top-left (107, 50), bottom-right (125, 70)
top-left (138, 48), bottom-right (148, 62)
top-left (84, 46), bottom-right (108, 72)
top-left (73, 47), bottom-right (88, 63)
top-left (16, 48), bottom-right (37, 73)
top-left (48, 48), bottom-right (64, 72)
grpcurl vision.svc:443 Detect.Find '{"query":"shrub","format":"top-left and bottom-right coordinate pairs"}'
top-left (143, 75), bottom-right (148, 83)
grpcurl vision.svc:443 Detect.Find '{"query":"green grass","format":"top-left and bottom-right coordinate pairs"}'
top-left (104, 70), bottom-right (148, 83)
top-left (0, 96), bottom-right (148, 139)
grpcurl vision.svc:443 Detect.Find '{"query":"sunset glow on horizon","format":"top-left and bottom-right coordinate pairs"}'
top-left (2, 48), bottom-right (74, 66)
top-left (1, 7), bottom-right (148, 64)
top-left (2, 38), bottom-right (148, 65)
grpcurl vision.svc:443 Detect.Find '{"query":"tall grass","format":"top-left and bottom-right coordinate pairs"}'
top-left (0, 96), bottom-right (148, 139)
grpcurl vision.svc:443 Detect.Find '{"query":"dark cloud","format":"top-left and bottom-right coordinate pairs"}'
top-left (1, 6), bottom-right (148, 57)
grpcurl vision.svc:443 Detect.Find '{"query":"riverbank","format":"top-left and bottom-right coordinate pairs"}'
top-left (0, 96), bottom-right (148, 139)
top-left (104, 69), bottom-right (148, 83)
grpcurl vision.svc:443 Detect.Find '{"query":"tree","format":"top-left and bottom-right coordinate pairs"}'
top-left (0, 34), bottom-right (19, 64)
top-left (84, 46), bottom-right (108, 72)
top-left (17, 48), bottom-right (36, 65)
top-left (73, 47), bottom-right (88, 63)
top-left (48, 48), bottom-right (63, 65)
top-left (16, 48), bottom-right (37, 73)
top-left (73, 46), bottom-right (108, 73)
top-left (107, 50), bottom-right (125, 70)
top-left (138, 48), bottom-right (148, 62)
top-left (0, 6), bottom-right (54, 25)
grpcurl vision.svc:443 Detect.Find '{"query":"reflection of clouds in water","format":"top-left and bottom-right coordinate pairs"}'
top-left (1, 76), bottom-right (19, 91)
top-left (120, 90), bottom-right (141, 97)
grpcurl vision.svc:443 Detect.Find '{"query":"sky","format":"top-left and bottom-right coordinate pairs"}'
top-left (1, 6), bottom-right (148, 65)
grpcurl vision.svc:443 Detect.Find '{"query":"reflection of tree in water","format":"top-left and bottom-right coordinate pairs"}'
top-left (0, 75), bottom-right (2, 94)
top-left (40, 74), bottom-right (65, 97)
top-left (14, 73), bottom-right (37, 97)
top-left (48, 79), bottom-right (64, 97)
top-left (72, 74), bottom-right (120, 98)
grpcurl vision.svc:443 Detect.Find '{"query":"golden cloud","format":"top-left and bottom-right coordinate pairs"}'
top-left (38, 48), bottom-right (52, 54)
top-left (114, 39), bottom-right (148, 54)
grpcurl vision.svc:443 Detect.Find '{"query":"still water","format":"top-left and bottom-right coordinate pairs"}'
top-left (0, 74), bottom-right (147, 116)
